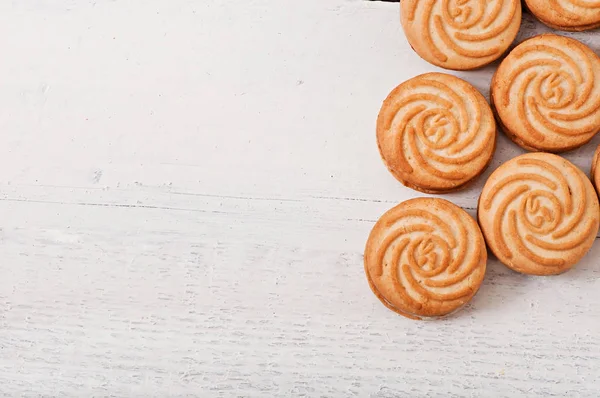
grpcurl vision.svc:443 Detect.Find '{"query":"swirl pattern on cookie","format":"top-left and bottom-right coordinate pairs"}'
top-left (401, 0), bottom-right (522, 70)
top-left (525, 0), bottom-right (600, 31)
top-left (364, 198), bottom-right (486, 319)
top-left (478, 153), bottom-right (599, 275)
top-left (377, 73), bottom-right (495, 193)
top-left (491, 35), bottom-right (600, 152)
top-left (591, 144), bottom-right (600, 196)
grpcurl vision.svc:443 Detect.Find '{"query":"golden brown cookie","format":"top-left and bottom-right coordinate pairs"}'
top-left (525, 0), bottom-right (600, 31)
top-left (400, 0), bottom-right (521, 70)
top-left (478, 153), bottom-right (599, 276)
top-left (364, 198), bottom-right (487, 320)
top-left (377, 73), bottom-right (496, 194)
top-left (591, 144), bottom-right (600, 196)
top-left (491, 34), bottom-right (600, 153)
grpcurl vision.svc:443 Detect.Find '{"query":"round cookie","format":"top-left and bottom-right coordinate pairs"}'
top-left (478, 153), bottom-right (599, 276)
top-left (525, 0), bottom-right (600, 31)
top-left (400, 0), bottom-right (521, 70)
top-left (364, 198), bottom-right (487, 320)
top-left (491, 34), bottom-right (600, 153)
top-left (377, 73), bottom-right (496, 194)
top-left (591, 144), bottom-right (600, 196)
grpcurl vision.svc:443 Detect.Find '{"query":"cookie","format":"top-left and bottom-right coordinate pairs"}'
top-left (478, 153), bottom-right (599, 276)
top-left (377, 73), bottom-right (496, 194)
top-left (525, 0), bottom-right (600, 31)
top-left (364, 198), bottom-right (487, 320)
top-left (491, 34), bottom-right (600, 153)
top-left (591, 144), bottom-right (600, 196)
top-left (400, 0), bottom-right (521, 70)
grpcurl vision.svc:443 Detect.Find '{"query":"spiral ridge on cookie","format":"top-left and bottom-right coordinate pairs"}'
top-left (492, 34), bottom-right (600, 152)
top-left (525, 0), bottom-right (600, 31)
top-left (478, 153), bottom-right (599, 275)
top-left (377, 73), bottom-right (495, 193)
top-left (401, 0), bottom-right (521, 70)
top-left (591, 144), bottom-right (600, 197)
top-left (364, 198), bottom-right (486, 319)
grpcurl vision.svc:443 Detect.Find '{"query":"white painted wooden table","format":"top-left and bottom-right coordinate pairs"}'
top-left (3, 1), bottom-right (600, 396)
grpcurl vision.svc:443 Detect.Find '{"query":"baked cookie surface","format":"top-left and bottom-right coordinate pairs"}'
top-left (400, 0), bottom-right (521, 70)
top-left (591, 144), bottom-right (600, 196)
top-left (491, 34), bottom-right (600, 152)
top-left (478, 153), bottom-right (599, 276)
top-left (377, 73), bottom-right (496, 194)
top-left (525, 0), bottom-right (600, 31)
top-left (364, 198), bottom-right (487, 320)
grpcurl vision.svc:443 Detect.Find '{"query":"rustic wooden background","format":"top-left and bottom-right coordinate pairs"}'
top-left (2, 0), bottom-right (600, 396)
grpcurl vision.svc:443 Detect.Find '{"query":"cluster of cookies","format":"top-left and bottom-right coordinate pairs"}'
top-left (365, 0), bottom-right (600, 320)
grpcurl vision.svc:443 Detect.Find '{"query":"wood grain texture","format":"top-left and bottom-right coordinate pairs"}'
top-left (2, 0), bottom-right (600, 396)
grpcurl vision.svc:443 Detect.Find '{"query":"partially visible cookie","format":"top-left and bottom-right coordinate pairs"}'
top-left (525, 0), bottom-right (600, 31)
top-left (364, 198), bottom-right (487, 320)
top-left (491, 34), bottom-right (600, 153)
top-left (377, 73), bottom-right (496, 194)
top-left (478, 153), bottom-right (599, 276)
top-left (400, 0), bottom-right (521, 70)
top-left (591, 144), bottom-right (600, 196)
